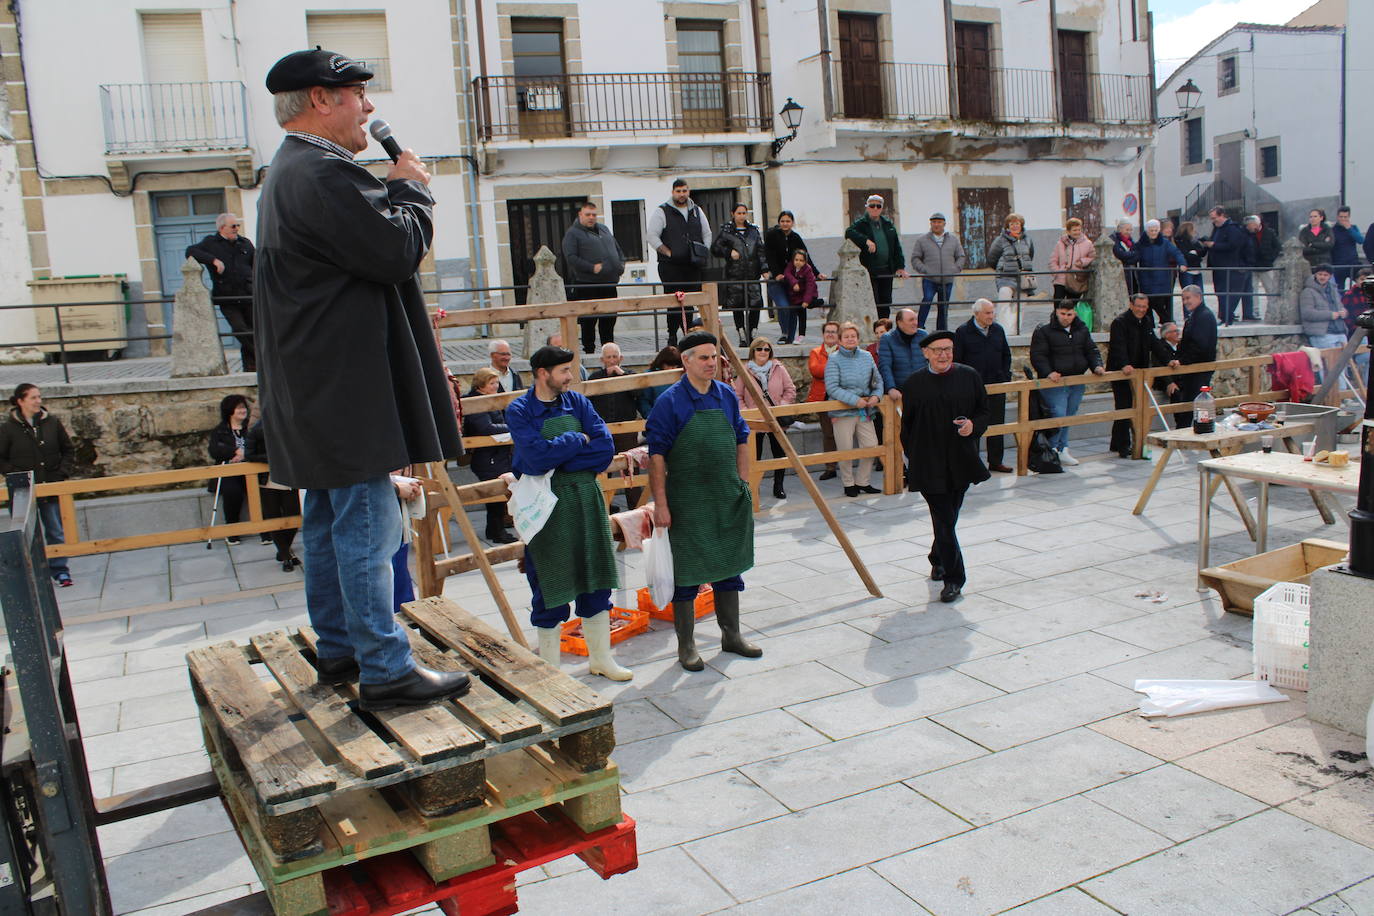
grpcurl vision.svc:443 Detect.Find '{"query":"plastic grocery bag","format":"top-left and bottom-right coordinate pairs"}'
top-left (506, 471), bottom-right (558, 542)
top-left (1134, 679), bottom-right (1288, 718)
top-left (645, 530), bottom-right (675, 609)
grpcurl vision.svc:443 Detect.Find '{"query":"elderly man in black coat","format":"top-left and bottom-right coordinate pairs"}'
top-left (900, 331), bottom-right (990, 603)
top-left (1107, 292), bottom-right (1171, 457)
top-left (953, 298), bottom-right (1012, 472)
top-left (255, 49), bottom-right (467, 711)
top-left (187, 213), bottom-right (258, 370)
top-left (1173, 284), bottom-right (1218, 428)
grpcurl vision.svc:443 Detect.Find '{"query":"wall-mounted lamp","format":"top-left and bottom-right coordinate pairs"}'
top-left (771, 97), bottom-right (804, 158)
top-left (1158, 78), bottom-right (1201, 128)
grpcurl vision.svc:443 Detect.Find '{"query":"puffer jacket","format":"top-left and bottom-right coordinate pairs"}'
top-left (1048, 234), bottom-right (1096, 291)
top-left (1029, 316), bottom-right (1102, 377)
top-left (711, 221), bottom-right (766, 311)
top-left (1134, 233), bottom-right (1185, 296)
top-left (1299, 274), bottom-right (1346, 337)
top-left (0, 408), bottom-right (75, 484)
top-left (986, 231), bottom-right (1035, 287)
top-left (877, 327), bottom-right (929, 392)
top-left (1300, 224), bottom-right (1334, 269)
top-left (824, 345), bottom-right (882, 418)
top-left (806, 345), bottom-right (835, 402)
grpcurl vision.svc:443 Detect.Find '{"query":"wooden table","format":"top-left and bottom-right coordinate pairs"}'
top-left (1196, 451), bottom-right (1360, 586)
top-left (1133, 422), bottom-right (1328, 539)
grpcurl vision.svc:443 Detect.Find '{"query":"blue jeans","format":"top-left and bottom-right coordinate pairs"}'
top-left (37, 497), bottom-right (69, 576)
top-left (524, 549), bottom-right (611, 628)
top-left (1308, 334), bottom-right (1349, 384)
top-left (303, 475), bottom-right (412, 684)
top-left (673, 575), bottom-right (744, 604)
top-left (770, 281), bottom-right (803, 341)
top-left (919, 280), bottom-right (953, 330)
top-left (1039, 384), bottom-right (1085, 452)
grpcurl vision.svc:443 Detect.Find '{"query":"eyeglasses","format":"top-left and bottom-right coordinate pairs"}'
top-left (867, 204), bottom-right (883, 209)
top-left (341, 84), bottom-right (368, 102)
top-left (753, 346), bottom-right (772, 352)
top-left (926, 346), bottom-right (954, 353)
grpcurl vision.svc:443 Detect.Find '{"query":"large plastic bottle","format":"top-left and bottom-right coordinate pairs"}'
top-left (1192, 386), bottom-right (1216, 435)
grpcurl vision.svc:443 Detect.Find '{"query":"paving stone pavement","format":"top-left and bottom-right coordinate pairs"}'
top-left (24, 434), bottom-right (1374, 915)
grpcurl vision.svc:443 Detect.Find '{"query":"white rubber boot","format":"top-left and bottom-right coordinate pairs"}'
top-left (536, 625), bottom-right (561, 667)
top-left (583, 611), bottom-right (633, 681)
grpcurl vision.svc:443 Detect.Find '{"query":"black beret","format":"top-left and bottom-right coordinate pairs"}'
top-left (920, 330), bottom-right (956, 348)
top-left (266, 48), bottom-right (374, 94)
top-left (529, 346), bottom-right (574, 371)
top-left (677, 331), bottom-right (718, 353)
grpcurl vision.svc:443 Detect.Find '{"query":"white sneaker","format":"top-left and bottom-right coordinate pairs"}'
top-left (1058, 448), bottom-right (1080, 466)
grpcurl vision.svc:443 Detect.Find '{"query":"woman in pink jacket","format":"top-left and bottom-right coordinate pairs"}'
top-left (734, 336), bottom-right (797, 500)
top-left (1048, 217), bottom-right (1096, 309)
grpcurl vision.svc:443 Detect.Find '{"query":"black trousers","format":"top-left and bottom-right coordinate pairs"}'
top-left (923, 487), bottom-right (968, 587)
top-left (1172, 372), bottom-right (1212, 428)
top-left (1147, 294), bottom-right (1174, 326)
top-left (216, 299), bottom-right (256, 371)
top-left (984, 392), bottom-right (1006, 466)
top-left (659, 262), bottom-right (702, 339)
top-left (218, 475), bottom-right (246, 525)
top-left (568, 284), bottom-right (617, 353)
top-left (1110, 380), bottom-right (1134, 454)
top-left (259, 487), bottom-right (299, 559)
top-left (755, 431), bottom-right (786, 492)
top-left (869, 273), bottom-right (895, 320)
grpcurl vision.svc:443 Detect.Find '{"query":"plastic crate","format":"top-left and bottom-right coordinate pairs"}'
top-left (559, 606), bottom-right (649, 656)
top-left (1252, 582), bottom-right (1310, 690)
top-left (638, 584), bottom-right (714, 621)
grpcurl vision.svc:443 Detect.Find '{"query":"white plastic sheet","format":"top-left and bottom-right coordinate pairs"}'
top-left (505, 471), bottom-right (558, 542)
top-left (644, 530), bottom-right (675, 608)
top-left (1134, 679), bottom-right (1289, 718)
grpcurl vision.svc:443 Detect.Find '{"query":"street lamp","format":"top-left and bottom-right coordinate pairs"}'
top-left (1158, 78), bottom-right (1201, 128)
top-left (770, 97), bottom-right (804, 157)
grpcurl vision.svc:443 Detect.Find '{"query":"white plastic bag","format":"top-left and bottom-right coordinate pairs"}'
top-left (506, 471), bottom-right (558, 542)
top-left (1134, 679), bottom-right (1289, 718)
top-left (645, 530), bottom-right (675, 608)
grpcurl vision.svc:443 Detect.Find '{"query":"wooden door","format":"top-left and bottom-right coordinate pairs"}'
top-left (1218, 140), bottom-right (1243, 201)
top-left (512, 18), bottom-right (570, 139)
top-left (1064, 185), bottom-right (1102, 239)
top-left (1057, 30), bottom-right (1090, 122)
top-left (846, 188), bottom-right (898, 230)
top-left (506, 197), bottom-right (584, 304)
top-left (957, 187), bottom-right (1011, 270)
top-left (838, 14), bottom-right (883, 119)
top-left (692, 188), bottom-right (737, 282)
top-left (151, 190), bottom-right (226, 339)
top-left (954, 22), bottom-right (993, 121)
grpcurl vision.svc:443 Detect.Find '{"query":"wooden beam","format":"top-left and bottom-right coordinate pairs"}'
top-left (459, 368), bottom-right (682, 413)
top-left (436, 291), bottom-right (711, 328)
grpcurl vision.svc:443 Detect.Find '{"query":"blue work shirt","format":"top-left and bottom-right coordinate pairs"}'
top-left (505, 388), bottom-right (614, 477)
top-left (645, 378), bottom-right (749, 456)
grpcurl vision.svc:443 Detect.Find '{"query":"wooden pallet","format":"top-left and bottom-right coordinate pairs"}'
top-left (187, 596), bottom-right (623, 916)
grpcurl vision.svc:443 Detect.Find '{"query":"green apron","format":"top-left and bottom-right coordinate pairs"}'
top-left (525, 414), bottom-right (619, 608)
top-left (665, 409), bottom-right (754, 587)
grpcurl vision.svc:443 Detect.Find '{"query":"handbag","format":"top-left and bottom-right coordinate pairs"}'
top-left (688, 207), bottom-right (710, 266)
top-left (1017, 249), bottom-right (1036, 292)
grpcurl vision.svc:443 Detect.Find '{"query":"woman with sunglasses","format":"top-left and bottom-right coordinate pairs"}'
top-left (733, 337), bottom-right (797, 500)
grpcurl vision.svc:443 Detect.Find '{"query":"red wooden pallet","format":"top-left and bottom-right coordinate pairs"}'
top-left (319, 812), bottom-right (637, 916)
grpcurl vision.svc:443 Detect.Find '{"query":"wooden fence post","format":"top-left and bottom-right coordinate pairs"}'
top-left (1015, 386), bottom-right (1032, 475)
top-left (1130, 371), bottom-right (1149, 459)
top-left (881, 396), bottom-right (901, 495)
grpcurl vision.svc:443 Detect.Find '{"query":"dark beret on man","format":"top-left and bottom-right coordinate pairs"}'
top-left (529, 346), bottom-right (574, 371)
top-left (266, 48), bottom-right (375, 93)
top-left (677, 331), bottom-right (718, 353)
top-left (920, 330), bottom-right (956, 348)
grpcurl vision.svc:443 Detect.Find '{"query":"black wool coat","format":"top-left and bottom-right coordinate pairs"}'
top-left (0, 409), bottom-right (74, 484)
top-left (899, 365), bottom-right (991, 494)
top-left (253, 137), bottom-right (461, 490)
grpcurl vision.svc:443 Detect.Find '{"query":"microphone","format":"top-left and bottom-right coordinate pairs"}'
top-left (368, 119), bottom-right (403, 163)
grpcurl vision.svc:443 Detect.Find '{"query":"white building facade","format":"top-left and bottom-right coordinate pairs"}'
top-left (3, 0), bottom-right (1156, 352)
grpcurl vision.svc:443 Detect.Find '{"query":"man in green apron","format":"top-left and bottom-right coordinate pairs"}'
top-left (506, 346), bottom-right (632, 681)
top-left (646, 331), bottom-right (763, 671)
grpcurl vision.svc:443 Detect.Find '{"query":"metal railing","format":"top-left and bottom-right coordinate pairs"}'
top-left (99, 81), bottom-right (249, 154)
top-left (472, 71), bottom-right (772, 141)
top-left (832, 61), bottom-right (1152, 126)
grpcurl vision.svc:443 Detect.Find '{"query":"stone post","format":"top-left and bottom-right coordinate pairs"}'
top-left (521, 247), bottom-right (567, 355)
top-left (1089, 235), bottom-right (1127, 332)
top-left (828, 239), bottom-right (877, 345)
top-left (1271, 237), bottom-right (1307, 326)
top-left (171, 258), bottom-right (227, 378)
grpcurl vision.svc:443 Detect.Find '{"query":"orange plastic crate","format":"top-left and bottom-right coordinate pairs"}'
top-left (559, 606), bottom-right (649, 656)
top-left (638, 584), bottom-right (714, 622)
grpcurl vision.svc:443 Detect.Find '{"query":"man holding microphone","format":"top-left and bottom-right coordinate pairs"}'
top-left (255, 49), bottom-right (468, 710)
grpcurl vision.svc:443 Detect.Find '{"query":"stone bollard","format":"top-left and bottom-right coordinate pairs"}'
top-left (828, 239), bottom-right (877, 345)
top-left (1089, 235), bottom-right (1128, 332)
top-left (521, 247), bottom-right (566, 355)
top-left (1271, 237), bottom-right (1306, 326)
top-left (171, 258), bottom-right (228, 377)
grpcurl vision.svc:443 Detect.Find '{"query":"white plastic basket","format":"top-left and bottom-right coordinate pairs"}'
top-left (1252, 582), bottom-right (1310, 690)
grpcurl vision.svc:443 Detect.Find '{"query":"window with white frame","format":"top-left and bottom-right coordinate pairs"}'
top-left (306, 12), bottom-right (392, 92)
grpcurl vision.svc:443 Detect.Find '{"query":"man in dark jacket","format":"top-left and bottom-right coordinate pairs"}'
top-left (647, 178), bottom-right (714, 345)
top-left (1029, 301), bottom-right (1105, 465)
top-left (1107, 293), bottom-right (1170, 458)
top-left (187, 213), bottom-right (258, 370)
top-left (256, 49), bottom-right (467, 710)
top-left (1174, 284), bottom-right (1218, 427)
top-left (1203, 206), bottom-right (1252, 326)
top-left (1332, 207), bottom-right (1365, 291)
top-left (844, 195), bottom-right (908, 320)
top-left (953, 298), bottom-right (1012, 472)
top-left (1244, 215), bottom-right (1281, 321)
top-left (562, 201), bottom-right (627, 353)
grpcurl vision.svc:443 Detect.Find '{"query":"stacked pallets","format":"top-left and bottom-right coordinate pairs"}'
top-left (187, 596), bottom-right (635, 916)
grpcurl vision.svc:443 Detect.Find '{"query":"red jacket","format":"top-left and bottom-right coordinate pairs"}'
top-left (1269, 351), bottom-right (1315, 404)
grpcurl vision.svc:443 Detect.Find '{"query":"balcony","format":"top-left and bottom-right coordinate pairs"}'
top-left (99, 81), bottom-right (249, 155)
top-left (472, 71), bottom-right (772, 143)
top-left (832, 61), bottom-right (1152, 131)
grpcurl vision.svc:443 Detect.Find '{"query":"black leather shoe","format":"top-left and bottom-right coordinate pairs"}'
top-left (820, 468), bottom-right (838, 480)
top-left (316, 655), bottom-right (360, 685)
top-left (488, 530), bottom-right (518, 544)
top-left (930, 565), bottom-right (945, 581)
top-left (359, 665), bottom-right (471, 711)
top-left (939, 583), bottom-right (962, 603)
top-left (858, 485), bottom-right (881, 494)
top-left (844, 485), bottom-right (860, 497)
top-left (772, 486), bottom-right (787, 500)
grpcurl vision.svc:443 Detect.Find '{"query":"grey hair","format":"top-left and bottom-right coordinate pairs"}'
top-left (895, 307), bottom-right (917, 321)
top-left (1161, 321), bottom-right (1180, 333)
top-left (1182, 285), bottom-right (1203, 298)
top-left (488, 339), bottom-right (511, 355)
top-left (216, 212), bottom-right (239, 229)
top-left (1145, 219), bottom-right (1161, 231)
top-left (1244, 214), bottom-right (1261, 225)
top-left (272, 88), bottom-right (314, 127)
top-left (972, 297), bottom-right (994, 312)
top-left (1116, 219), bottom-right (1134, 232)
top-left (601, 342), bottom-right (621, 355)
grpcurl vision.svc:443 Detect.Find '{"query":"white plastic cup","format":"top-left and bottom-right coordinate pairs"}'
top-left (1302, 440), bottom-right (1316, 461)
top-left (1261, 435), bottom-right (1273, 453)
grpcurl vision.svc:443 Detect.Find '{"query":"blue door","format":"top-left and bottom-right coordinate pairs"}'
top-left (151, 190), bottom-right (229, 342)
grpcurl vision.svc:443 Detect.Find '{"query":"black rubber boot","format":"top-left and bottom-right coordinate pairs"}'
top-left (714, 590), bottom-right (762, 658)
top-left (772, 470), bottom-right (786, 500)
top-left (673, 601), bottom-right (704, 671)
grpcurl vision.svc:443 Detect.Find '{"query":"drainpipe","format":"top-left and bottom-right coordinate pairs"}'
top-left (1048, 0), bottom-right (1062, 122)
top-left (454, 0), bottom-right (490, 311)
top-left (1339, 28), bottom-right (1347, 204)
top-left (817, 0), bottom-right (833, 120)
top-left (943, 0), bottom-right (957, 115)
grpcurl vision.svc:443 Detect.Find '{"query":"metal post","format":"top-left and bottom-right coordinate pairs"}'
top-left (1346, 286), bottom-right (1374, 577)
top-left (52, 305), bottom-right (70, 385)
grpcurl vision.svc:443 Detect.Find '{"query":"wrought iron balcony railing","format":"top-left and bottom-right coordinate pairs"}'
top-left (473, 71), bottom-right (772, 141)
top-left (832, 61), bottom-right (1152, 126)
top-left (99, 81), bottom-right (249, 155)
